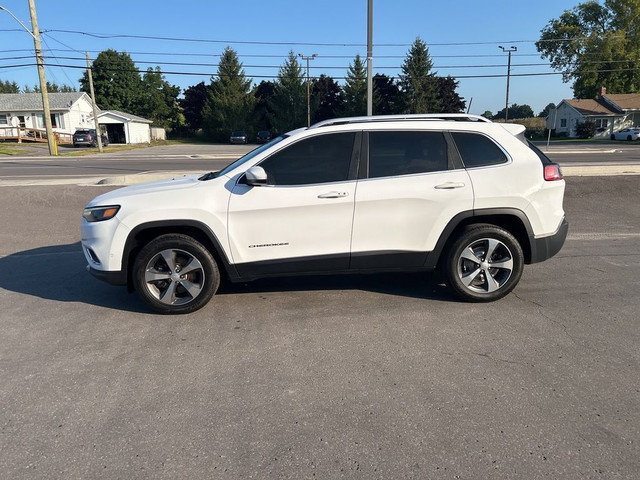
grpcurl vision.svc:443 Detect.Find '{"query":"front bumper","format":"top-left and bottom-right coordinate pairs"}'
top-left (529, 217), bottom-right (569, 264)
top-left (87, 265), bottom-right (127, 285)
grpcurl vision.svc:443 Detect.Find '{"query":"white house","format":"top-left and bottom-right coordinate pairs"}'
top-left (547, 90), bottom-right (640, 138)
top-left (0, 92), bottom-right (95, 142)
top-left (0, 92), bottom-right (152, 144)
top-left (94, 110), bottom-right (152, 144)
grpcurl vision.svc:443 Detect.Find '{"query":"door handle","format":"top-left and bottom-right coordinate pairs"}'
top-left (318, 191), bottom-right (349, 198)
top-left (434, 182), bottom-right (466, 190)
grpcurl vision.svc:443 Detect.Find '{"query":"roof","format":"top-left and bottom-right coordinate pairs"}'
top-left (97, 109), bottom-right (152, 124)
top-left (602, 93), bottom-right (640, 111)
top-left (564, 99), bottom-right (618, 116)
top-left (0, 92), bottom-right (88, 111)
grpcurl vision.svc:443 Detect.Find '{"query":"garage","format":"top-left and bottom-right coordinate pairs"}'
top-left (95, 110), bottom-right (152, 144)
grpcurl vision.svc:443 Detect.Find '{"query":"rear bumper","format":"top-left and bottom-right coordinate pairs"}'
top-left (529, 217), bottom-right (568, 264)
top-left (87, 265), bottom-right (127, 286)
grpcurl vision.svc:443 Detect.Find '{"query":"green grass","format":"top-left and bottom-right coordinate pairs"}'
top-left (0, 145), bottom-right (33, 155)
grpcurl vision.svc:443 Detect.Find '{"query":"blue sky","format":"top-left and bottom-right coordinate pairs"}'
top-left (0, 0), bottom-right (580, 116)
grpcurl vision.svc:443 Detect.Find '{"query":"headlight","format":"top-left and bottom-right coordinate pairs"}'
top-left (83, 205), bottom-right (120, 222)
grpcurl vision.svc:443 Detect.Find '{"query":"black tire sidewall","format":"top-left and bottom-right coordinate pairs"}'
top-left (445, 225), bottom-right (524, 302)
top-left (133, 234), bottom-right (219, 314)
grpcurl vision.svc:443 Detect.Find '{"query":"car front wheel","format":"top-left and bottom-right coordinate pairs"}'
top-left (133, 234), bottom-right (219, 314)
top-left (444, 224), bottom-right (524, 302)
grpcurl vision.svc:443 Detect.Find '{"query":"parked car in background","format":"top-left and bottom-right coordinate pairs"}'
top-left (256, 130), bottom-right (272, 143)
top-left (73, 128), bottom-right (109, 148)
top-left (610, 128), bottom-right (640, 141)
top-left (230, 130), bottom-right (248, 144)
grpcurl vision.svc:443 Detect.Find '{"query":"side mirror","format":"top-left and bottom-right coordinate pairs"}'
top-left (245, 166), bottom-right (268, 186)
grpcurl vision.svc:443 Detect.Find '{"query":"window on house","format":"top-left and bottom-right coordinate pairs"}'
top-left (560, 119), bottom-right (567, 128)
top-left (595, 119), bottom-right (609, 129)
top-left (0, 114), bottom-right (7, 125)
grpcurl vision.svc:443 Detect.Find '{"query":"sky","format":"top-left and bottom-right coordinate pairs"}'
top-left (0, 0), bottom-right (581, 116)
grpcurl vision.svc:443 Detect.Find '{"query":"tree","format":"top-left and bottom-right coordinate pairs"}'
top-left (0, 80), bottom-right (20, 93)
top-left (493, 103), bottom-right (535, 120)
top-left (311, 75), bottom-right (343, 122)
top-left (399, 37), bottom-right (440, 113)
top-left (373, 74), bottom-right (402, 115)
top-left (180, 82), bottom-right (210, 131)
top-left (536, 0), bottom-right (640, 98)
top-left (437, 76), bottom-right (466, 113)
top-left (482, 110), bottom-right (493, 119)
top-left (80, 49), bottom-right (141, 112)
top-left (253, 80), bottom-right (276, 131)
top-left (202, 46), bottom-right (255, 141)
top-left (539, 102), bottom-right (557, 118)
top-left (137, 67), bottom-right (181, 129)
top-left (270, 51), bottom-right (306, 133)
top-left (342, 54), bottom-right (367, 117)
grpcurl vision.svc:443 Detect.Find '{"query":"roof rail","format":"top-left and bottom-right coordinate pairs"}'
top-left (310, 113), bottom-right (492, 129)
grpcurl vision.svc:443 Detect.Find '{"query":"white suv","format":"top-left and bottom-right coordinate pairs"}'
top-left (81, 114), bottom-right (567, 314)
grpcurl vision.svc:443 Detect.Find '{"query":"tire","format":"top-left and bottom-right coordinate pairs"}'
top-left (627, 135), bottom-right (632, 141)
top-left (610, 134), bottom-right (616, 140)
top-left (132, 234), bottom-right (219, 314)
top-left (444, 224), bottom-right (524, 302)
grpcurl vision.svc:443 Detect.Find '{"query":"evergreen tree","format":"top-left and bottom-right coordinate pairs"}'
top-left (79, 49), bottom-right (141, 112)
top-left (270, 51), bottom-right (306, 133)
top-left (137, 67), bottom-right (181, 129)
top-left (311, 75), bottom-right (343, 123)
top-left (342, 54), bottom-right (367, 117)
top-left (0, 80), bottom-right (20, 93)
top-left (180, 82), bottom-right (210, 131)
top-left (437, 76), bottom-right (466, 113)
top-left (539, 103), bottom-right (557, 118)
top-left (253, 80), bottom-right (276, 131)
top-left (399, 37), bottom-right (440, 113)
top-left (202, 47), bottom-right (255, 141)
top-left (373, 74), bottom-right (402, 115)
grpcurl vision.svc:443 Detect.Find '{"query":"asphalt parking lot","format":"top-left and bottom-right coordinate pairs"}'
top-left (0, 176), bottom-right (638, 479)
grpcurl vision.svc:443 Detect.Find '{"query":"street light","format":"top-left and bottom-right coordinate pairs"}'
top-left (298, 53), bottom-right (317, 127)
top-left (0, 2), bottom-right (56, 155)
top-left (499, 45), bottom-right (517, 122)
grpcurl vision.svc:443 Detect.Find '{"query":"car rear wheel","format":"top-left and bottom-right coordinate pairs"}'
top-left (627, 135), bottom-right (633, 141)
top-left (133, 234), bottom-right (219, 314)
top-left (444, 224), bottom-right (523, 302)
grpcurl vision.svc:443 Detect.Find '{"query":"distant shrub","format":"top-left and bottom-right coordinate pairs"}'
top-left (575, 120), bottom-right (596, 139)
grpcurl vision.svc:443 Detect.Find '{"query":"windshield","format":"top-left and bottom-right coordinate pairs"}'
top-left (214, 135), bottom-right (288, 177)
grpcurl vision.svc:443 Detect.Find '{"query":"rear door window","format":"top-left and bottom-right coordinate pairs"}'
top-left (368, 131), bottom-right (449, 178)
top-left (451, 132), bottom-right (508, 168)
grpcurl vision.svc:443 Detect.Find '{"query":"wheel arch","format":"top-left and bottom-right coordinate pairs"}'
top-left (122, 220), bottom-right (237, 291)
top-left (427, 208), bottom-right (535, 269)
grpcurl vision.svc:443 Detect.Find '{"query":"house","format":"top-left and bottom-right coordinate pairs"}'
top-left (0, 92), bottom-right (152, 144)
top-left (547, 88), bottom-right (640, 138)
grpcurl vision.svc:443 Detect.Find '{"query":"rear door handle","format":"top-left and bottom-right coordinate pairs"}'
top-left (318, 191), bottom-right (349, 198)
top-left (435, 182), bottom-right (466, 190)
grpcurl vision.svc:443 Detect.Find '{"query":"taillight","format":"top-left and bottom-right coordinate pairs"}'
top-left (544, 164), bottom-right (563, 181)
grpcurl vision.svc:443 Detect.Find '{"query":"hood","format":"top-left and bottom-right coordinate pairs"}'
top-left (87, 174), bottom-right (202, 207)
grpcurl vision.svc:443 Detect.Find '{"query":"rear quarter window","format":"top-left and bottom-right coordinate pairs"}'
top-left (451, 132), bottom-right (508, 168)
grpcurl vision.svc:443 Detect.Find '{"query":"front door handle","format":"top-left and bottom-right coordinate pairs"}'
top-left (318, 191), bottom-right (349, 199)
top-left (435, 182), bottom-right (466, 190)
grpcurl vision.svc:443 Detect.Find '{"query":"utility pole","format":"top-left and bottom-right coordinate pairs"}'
top-left (298, 53), bottom-right (317, 127)
top-left (1, 2), bottom-right (56, 155)
top-left (366, 0), bottom-right (373, 116)
top-left (85, 52), bottom-right (103, 152)
top-left (499, 45), bottom-right (517, 122)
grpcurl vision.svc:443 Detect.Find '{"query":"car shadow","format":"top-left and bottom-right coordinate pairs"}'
top-left (0, 243), bottom-right (455, 313)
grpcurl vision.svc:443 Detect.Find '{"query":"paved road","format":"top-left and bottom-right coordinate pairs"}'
top-left (2, 143), bottom-right (640, 182)
top-left (0, 177), bottom-right (638, 479)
